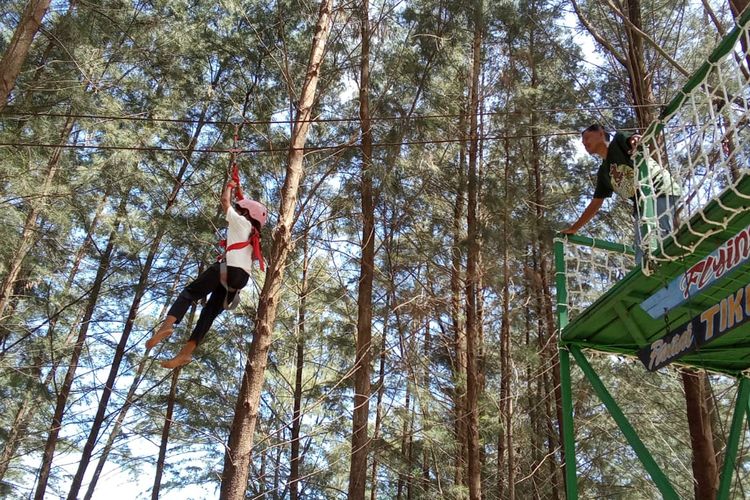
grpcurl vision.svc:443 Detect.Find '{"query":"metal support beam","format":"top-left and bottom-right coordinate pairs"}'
top-left (613, 301), bottom-right (648, 346)
top-left (559, 348), bottom-right (578, 499)
top-left (570, 346), bottom-right (679, 500)
top-left (717, 377), bottom-right (750, 500)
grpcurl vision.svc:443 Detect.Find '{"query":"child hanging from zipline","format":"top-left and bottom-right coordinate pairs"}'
top-left (145, 178), bottom-right (268, 368)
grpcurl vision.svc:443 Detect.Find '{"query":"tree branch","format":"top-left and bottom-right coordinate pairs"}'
top-left (604, 0), bottom-right (690, 77)
top-left (570, 0), bottom-right (627, 67)
top-left (700, 0), bottom-right (726, 37)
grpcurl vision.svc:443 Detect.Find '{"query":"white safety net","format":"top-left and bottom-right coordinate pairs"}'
top-left (556, 237), bottom-right (635, 323)
top-left (634, 15), bottom-right (750, 267)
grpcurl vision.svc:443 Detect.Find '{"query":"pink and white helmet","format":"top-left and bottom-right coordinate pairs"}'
top-left (236, 199), bottom-right (268, 227)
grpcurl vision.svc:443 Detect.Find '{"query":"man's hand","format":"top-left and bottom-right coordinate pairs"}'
top-left (628, 134), bottom-right (642, 154)
top-left (561, 227), bottom-right (577, 235)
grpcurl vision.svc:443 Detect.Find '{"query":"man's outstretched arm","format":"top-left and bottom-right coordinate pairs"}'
top-left (561, 197), bottom-right (604, 234)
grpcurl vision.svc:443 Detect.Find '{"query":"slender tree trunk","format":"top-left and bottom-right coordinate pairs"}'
top-left (407, 399), bottom-right (415, 500)
top-left (682, 370), bottom-right (719, 499)
top-left (452, 98), bottom-right (468, 489)
top-left (289, 230), bottom-right (310, 500)
top-left (623, 0), bottom-right (657, 128)
top-left (0, 0), bottom-right (52, 110)
top-left (528, 33), bottom-right (561, 492)
top-left (273, 437), bottom-right (282, 500)
top-left (0, 365), bottom-right (54, 480)
top-left (368, 143), bottom-right (403, 500)
top-left (421, 313), bottom-right (431, 496)
top-left (259, 445), bottom-right (267, 497)
top-left (499, 134), bottom-right (515, 500)
top-left (0, 190), bottom-right (108, 481)
top-left (219, 2), bottom-right (333, 497)
top-left (0, 115), bottom-right (74, 329)
top-left (151, 368), bottom-right (181, 500)
top-left (82, 255), bottom-right (191, 500)
top-left (523, 252), bottom-right (541, 498)
top-left (64, 96), bottom-right (217, 500)
top-left (349, 0), bottom-right (375, 495)
top-left (368, 328), bottom-right (388, 500)
top-left (397, 378), bottom-right (412, 500)
top-left (369, 230), bottom-right (394, 500)
top-left (34, 193), bottom-right (128, 500)
top-left (464, 0), bottom-right (483, 497)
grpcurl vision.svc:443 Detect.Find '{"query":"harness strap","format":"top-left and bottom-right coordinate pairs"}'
top-left (231, 164), bottom-right (244, 201)
top-left (219, 261), bottom-right (241, 310)
top-left (220, 233), bottom-right (265, 271)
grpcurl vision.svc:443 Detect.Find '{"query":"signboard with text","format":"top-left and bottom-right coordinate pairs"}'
top-left (638, 284), bottom-right (750, 371)
top-left (639, 224), bottom-right (750, 319)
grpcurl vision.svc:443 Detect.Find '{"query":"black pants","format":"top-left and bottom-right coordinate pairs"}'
top-left (167, 262), bottom-right (250, 344)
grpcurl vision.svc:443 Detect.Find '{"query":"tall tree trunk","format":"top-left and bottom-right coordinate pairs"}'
top-left (349, 0), bottom-right (375, 496)
top-left (64, 96), bottom-right (217, 500)
top-left (368, 327), bottom-right (388, 500)
top-left (421, 312), bottom-right (431, 497)
top-left (407, 397), bottom-right (415, 500)
top-left (82, 255), bottom-right (191, 500)
top-left (0, 189), bottom-right (108, 481)
top-left (219, 2), bottom-right (333, 497)
top-left (0, 115), bottom-right (74, 330)
top-left (0, 363), bottom-right (56, 480)
top-left (464, 0), bottom-right (483, 497)
top-left (369, 211), bottom-right (395, 500)
top-left (151, 368), bottom-right (181, 500)
top-left (499, 133), bottom-right (515, 500)
top-left (523, 252), bottom-right (541, 498)
top-left (34, 192), bottom-right (128, 500)
top-left (289, 230), bottom-right (310, 500)
top-left (0, 0), bottom-right (52, 110)
top-left (622, 0), bottom-right (657, 128)
top-left (397, 377), bottom-right (412, 500)
top-left (682, 370), bottom-right (719, 499)
top-left (452, 97), bottom-right (468, 489)
top-left (528, 29), bottom-right (561, 492)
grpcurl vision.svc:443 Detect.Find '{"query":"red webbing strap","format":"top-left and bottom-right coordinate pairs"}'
top-left (225, 240), bottom-right (251, 252)
top-left (221, 233), bottom-right (265, 272)
top-left (231, 164), bottom-right (244, 201)
top-left (249, 232), bottom-right (264, 271)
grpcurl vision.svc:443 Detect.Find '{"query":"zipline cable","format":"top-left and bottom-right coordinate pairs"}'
top-left (0, 103), bottom-right (665, 126)
top-left (0, 127), bottom-right (646, 154)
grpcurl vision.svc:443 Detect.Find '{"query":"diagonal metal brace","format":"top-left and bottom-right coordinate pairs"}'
top-left (570, 346), bottom-right (679, 500)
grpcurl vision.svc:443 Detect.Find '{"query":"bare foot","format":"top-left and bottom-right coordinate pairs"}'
top-left (161, 353), bottom-right (192, 369)
top-left (160, 340), bottom-right (196, 369)
top-left (145, 325), bottom-right (173, 350)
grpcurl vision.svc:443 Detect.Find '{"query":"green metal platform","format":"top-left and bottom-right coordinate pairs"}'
top-left (559, 174), bottom-right (750, 376)
top-left (556, 177), bottom-right (750, 500)
top-left (555, 8), bottom-right (750, 498)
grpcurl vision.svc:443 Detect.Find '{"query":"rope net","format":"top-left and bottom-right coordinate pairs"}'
top-left (556, 237), bottom-right (635, 322)
top-left (635, 11), bottom-right (750, 267)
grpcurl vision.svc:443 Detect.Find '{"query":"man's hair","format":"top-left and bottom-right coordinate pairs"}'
top-left (582, 123), bottom-right (610, 141)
